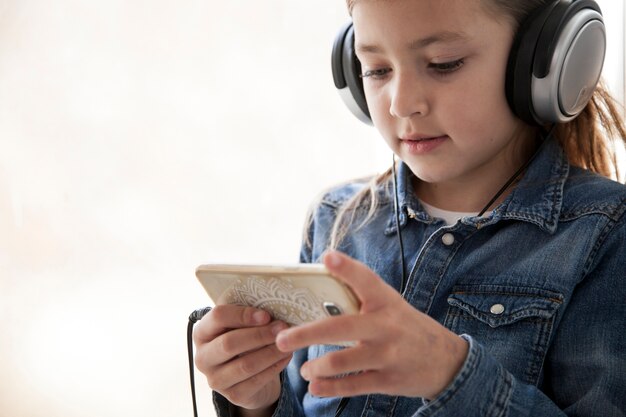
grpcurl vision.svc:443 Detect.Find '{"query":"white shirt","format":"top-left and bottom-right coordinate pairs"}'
top-left (420, 200), bottom-right (489, 226)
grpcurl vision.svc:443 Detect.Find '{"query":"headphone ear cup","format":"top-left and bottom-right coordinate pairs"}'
top-left (506, 2), bottom-right (558, 125)
top-left (331, 22), bottom-right (372, 125)
top-left (506, 0), bottom-right (606, 125)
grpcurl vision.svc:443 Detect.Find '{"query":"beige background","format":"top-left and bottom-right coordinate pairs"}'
top-left (0, 1), bottom-right (623, 416)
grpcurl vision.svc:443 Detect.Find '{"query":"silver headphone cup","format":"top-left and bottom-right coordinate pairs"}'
top-left (532, 9), bottom-right (605, 123)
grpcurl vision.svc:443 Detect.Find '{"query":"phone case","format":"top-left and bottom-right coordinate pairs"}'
top-left (195, 263), bottom-right (360, 326)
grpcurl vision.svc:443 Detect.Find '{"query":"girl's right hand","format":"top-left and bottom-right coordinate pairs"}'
top-left (193, 305), bottom-right (292, 413)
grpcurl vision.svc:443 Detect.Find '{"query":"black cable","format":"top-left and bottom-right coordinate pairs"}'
top-left (391, 154), bottom-right (408, 294)
top-left (478, 125), bottom-right (555, 217)
top-left (335, 397), bottom-right (350, 416)
top-left (188, 306), bottom-right (213, 417)
top-left (334, 155), bottom-right (407, 417)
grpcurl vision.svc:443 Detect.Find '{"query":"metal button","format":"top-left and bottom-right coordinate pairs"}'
top-left (490, 304), bottom-right (505, 315)
top-left (441, 233), bottom-right (455, 246)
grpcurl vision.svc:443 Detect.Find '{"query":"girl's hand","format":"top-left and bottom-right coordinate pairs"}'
top-left (193, 305), bottom-right (292, 411)
top-left (275, 251), bottom-right (468, 400)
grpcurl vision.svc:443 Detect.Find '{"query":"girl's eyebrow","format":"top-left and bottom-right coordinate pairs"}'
top-left (356, 30), bottom-right (470, 54)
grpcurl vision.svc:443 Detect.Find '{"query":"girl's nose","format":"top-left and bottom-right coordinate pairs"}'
top-left (389, 72), bottom-right (429, 119)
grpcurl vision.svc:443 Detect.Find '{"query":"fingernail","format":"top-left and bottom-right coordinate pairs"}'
top-left (326, 251), bottom-right (341, 267)
top-left (276, 330), bottom-right (289, 350)
top-left (300, 365), bottom-right (310, 381)
top-left (253, 310), bottom-right (268, 324)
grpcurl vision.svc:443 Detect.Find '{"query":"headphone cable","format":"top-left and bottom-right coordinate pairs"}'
top-left (392, 154), bottom-right (408, 293)
top-left (333, 154), bottom-right (407, 417)
top-left (188, 306), bottom-right (213, 417)
top-left (478, 125), bottom-right (555, 217)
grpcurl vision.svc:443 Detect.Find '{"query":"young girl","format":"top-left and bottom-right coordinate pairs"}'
top-left (193, 0), bottom-right (626, 416)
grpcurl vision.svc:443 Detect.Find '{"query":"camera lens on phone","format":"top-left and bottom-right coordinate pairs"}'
top-left (323, 302), bottom-right (343, 316)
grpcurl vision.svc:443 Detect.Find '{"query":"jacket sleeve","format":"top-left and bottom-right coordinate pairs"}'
top-left (212, 360), bottom-right (307, 417)
top-left (415, 216), bottom-right (626, 417)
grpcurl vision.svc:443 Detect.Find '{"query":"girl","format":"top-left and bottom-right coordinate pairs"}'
top-left (193, 0), bottom-right (626, 416)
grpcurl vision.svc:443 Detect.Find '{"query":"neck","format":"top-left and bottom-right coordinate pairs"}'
top-left (415, 175), bottom-right (519, 213)
top-left (415, 130), bottom-right (540, 212)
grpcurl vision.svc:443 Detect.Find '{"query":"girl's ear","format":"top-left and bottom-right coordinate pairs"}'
top-left (506, 0), bottom-right (606, 126)
top-left (331, 21), bottom-right (372, 126)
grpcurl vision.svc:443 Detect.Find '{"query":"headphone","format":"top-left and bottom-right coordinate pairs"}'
top-left (331, 0), bottom-right (606, 126)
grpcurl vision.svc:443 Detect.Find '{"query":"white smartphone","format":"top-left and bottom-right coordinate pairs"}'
top-left (195, 263), bottom-right (360, 327)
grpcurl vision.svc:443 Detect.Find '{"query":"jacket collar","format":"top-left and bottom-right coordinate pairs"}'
top-left (385, 137), bottom-right (569, 235)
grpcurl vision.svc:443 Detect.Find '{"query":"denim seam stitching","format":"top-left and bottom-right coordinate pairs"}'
top-left (486, 366), bottom-right (513, 417)
top-left (451, 290), bottom-right (563, 303)
top-left (523, 312), bottom-right (555, 385)
top-left (422, 228), bottom-right (481, 314)
top-left (386, 396), bottom-right (399, 417)
top-left (560, 202), bottom-right (626, 222)
top-left (447, 312), bottom-right (555, 324)
top-left (581, 216), bottom-right (620, 278)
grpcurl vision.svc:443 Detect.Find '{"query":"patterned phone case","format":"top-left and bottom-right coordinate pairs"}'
top-left (196, 264), bottom-right (360, 327)
top-left (220, 275), bottom-right (340, 325)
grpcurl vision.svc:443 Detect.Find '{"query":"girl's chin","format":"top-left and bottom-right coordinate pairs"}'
top-left (403, 162), bottom-right (461, 185)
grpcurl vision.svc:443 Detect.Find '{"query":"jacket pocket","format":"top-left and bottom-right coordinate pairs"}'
top-left (444, 284), bottom-right (563, 385)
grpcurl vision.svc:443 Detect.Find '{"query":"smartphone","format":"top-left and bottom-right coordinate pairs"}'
top-left (195, 263), bottom-right (360, 327)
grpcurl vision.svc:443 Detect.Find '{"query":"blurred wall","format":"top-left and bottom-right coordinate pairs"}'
top-left (602, 0), bottom-right (625, 105)
top-left (0, 1), bottom-right (623, 417)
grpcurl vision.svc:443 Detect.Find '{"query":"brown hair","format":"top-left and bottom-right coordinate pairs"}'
top-left (311, 0), bottom-right (626, 250)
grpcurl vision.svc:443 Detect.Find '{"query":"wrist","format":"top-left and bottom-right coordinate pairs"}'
top-left (424, 334), bottom-right (469, 400)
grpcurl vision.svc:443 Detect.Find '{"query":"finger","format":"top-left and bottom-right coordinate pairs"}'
top-left (205, 343), bottom-right (293, 391)
top-left (300, 345), bottom-right (378, 381)
top-left (193, 304), bottom-right (271, 345)
top-left (196, 320), bottom-right (289, 371)
top-left (222, 355), bottom-right (292, 407)
top-left (276, 314), bottom-right (369, 352)
top-left (308, 370), bottom-right (389, 398)
top-left (323, 251), bottom-right (396, 311)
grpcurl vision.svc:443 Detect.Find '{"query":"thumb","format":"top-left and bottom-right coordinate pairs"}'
top-left (323, 250), bottom-right (397, 312)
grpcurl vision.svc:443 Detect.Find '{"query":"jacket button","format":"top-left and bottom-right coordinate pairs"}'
top-left (490, 304), bottom-right (505, 315)
top-left (441, 233), bottom-right (455, 246)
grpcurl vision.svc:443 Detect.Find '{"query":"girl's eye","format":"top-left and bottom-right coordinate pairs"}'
top-left (429, 59), bottom-right (464, 75)
top-left (360, 68), bottom-right (392, 80)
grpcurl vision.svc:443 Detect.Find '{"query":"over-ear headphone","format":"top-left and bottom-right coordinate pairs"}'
top-left (332, 21), bottom-right (372, 125)
top-left (331, 0), bottom-right (606, 126)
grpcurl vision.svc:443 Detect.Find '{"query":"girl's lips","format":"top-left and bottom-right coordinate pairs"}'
top-left (399, 135), bottom-right (448, 154)
top-left (400, 134), bottom-right (447, 141)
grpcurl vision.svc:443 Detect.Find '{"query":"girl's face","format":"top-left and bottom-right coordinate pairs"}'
top-left (353, 0), bottom-right (535, 206)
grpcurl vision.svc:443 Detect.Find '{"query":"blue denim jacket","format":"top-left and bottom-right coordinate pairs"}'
top-left (213, 138), bottom-right (626, 416)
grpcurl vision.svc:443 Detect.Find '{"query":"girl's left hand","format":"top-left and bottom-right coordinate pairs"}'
top-left (275, 250), bottom-right (468, 401)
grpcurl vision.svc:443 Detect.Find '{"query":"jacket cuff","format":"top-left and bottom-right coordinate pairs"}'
top-left (416, 335), bottom-right (513, 417)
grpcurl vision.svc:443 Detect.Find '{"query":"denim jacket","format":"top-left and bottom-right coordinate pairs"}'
top-left (213, 138), bottom-right (626, 416)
